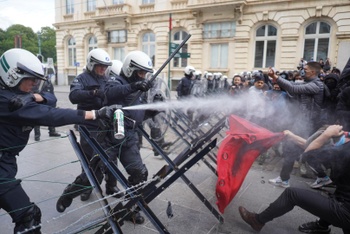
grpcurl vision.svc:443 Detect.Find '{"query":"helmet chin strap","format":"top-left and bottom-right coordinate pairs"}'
top-left (127, 71), bottom-right (143, 83)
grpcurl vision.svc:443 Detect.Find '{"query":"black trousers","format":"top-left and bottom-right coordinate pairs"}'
top-left (279, 140), bottom-right (304, 181)
top-left (258, 187), bottom-right (350, 233)
top-left (0, 152), bottom-right (32, 222)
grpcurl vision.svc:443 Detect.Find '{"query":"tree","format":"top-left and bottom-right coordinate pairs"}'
top-left (0, 24), bottom-right (56, 64)
top-left (39, 27), bottom-right (57, 63)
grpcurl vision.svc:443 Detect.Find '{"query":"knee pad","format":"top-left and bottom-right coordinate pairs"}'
top-left (127, 166), bottom-right (148, 186)
top-left (14, 204), bottom-right (41, 234)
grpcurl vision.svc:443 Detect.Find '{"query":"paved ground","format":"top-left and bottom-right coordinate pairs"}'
top-left (0, 85), bottom-right (343, 234)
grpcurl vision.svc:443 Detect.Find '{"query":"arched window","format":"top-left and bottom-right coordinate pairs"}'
top-left (303, 21), bottom-right (330, 62)
top-left (88, 36), bottom-right (98, 52)
top-left (172, 30), bottom-right (188, 68)
top-left (254, 24), bottom-right (277, 68)
top-left (67, 37), bottom-right (76, 66)
top-left (142, 32), bottom-right (155, 65)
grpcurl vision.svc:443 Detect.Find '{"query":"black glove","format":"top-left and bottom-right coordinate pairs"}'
top-left (94, 105), bottom-right (122, 121)
top-left (90, 89), bottom-right (105, 98)
top-left (8, 94), bottom-right (35, 112)
top-left (130, 80), bottom-right (153, 92)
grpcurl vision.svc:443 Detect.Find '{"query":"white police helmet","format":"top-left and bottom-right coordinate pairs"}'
top-left (207, 72), bottom-right (213, 80)
top-left (184, 65), bottom-right (196, 76)
top-left (194, 70), bottom-right (202, 79)
top-left (122, 51), bottom-right (153, 78)
top-left (86, 48), bottom-right (112, 72)
top-left (105, 60), bottom-right (123, 77)
top-left (0, 48), bottom-right (45, 87)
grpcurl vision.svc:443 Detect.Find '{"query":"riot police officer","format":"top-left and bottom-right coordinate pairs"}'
top-left (0, 48), bottom-right (116, 234)
top-left (103, 50), bottom-right (154, 224)
top-left (59, 49), bottom-right (122, 203)
top-left (176, 65), bottom-right (196, 99)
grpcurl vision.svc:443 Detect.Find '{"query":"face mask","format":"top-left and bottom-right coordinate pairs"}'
top-left (295, 80), bottom-right (304, 84)
top-left (335, 135), bottom-right (346, 146)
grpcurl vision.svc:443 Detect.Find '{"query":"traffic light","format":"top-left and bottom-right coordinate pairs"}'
top-left (37, 54), bottom-right (44, 63)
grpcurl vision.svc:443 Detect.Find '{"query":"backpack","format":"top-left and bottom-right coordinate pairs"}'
top-left (333, 57), bottom-right (350, 98)
top-left (321, 74), bottom-right (340, 124)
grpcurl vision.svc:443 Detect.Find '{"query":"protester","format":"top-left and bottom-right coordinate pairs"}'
top-left (239, 125), bottom-right (350, 234)
top-left (267, 62), bottom-right (325, 187)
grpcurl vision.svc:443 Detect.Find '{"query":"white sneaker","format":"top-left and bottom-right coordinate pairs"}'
top-left (268, 176), bottom-right (290, 188)
top-left (310, 176), bottom-right (332, 189)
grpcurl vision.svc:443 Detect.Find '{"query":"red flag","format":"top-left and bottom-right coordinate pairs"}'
top-left (216, 115), bottom-right (285, 214)
top-left (169, 13), bottom-right (172, 31)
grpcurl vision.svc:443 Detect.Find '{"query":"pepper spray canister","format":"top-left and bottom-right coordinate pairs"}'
top-left (113, 109), bottom-right (125, 139)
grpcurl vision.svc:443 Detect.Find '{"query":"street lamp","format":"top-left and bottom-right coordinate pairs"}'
top-left (37, 32), bottom-right (43, 62)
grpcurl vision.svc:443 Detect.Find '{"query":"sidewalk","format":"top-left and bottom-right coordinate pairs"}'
top-left (0, 85), bottom-right (343, 234)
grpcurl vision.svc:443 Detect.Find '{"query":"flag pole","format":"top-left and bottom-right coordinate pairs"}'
top-left (167, 13), bottom-right (172, 90)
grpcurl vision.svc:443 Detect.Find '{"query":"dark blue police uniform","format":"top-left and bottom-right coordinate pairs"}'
top-left (104, 75), bottom-right (148, 184)
top-left (0, 87), bottom-right (86, 225)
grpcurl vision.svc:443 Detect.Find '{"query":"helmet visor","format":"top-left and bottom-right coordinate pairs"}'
top-left (17, 62), bottom-right (45, 80)
top-left (130, 59), bottom-right (153, 73)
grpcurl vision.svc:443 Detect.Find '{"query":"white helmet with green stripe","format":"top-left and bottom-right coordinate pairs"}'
top-left (0, 48), bottom-right (45, 88)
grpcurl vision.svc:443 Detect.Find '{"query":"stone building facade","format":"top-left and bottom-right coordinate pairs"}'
top-left (54, 0), bottom-right (350, 87)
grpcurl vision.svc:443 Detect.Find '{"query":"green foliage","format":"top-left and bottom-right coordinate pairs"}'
top-left (0, 24), bottom-right (56, 64)
top-left (40, 27), bottom-right (57, 63)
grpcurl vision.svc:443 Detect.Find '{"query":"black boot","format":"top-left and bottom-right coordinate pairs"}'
top-left (128, 211), bottom-right (145, 224)
top-left (80, 189), bottom-right (92, 201)
top-left (56, 186), bottom-right (74, 213)
top-left (151, 128), bottom-right (171, 156)
top-left (34, 126), bottom-right (40, 141)
top-left (105, 172), bottom-right (124, 198)
top-left (14, 204), bottom-right (42, 234)
top-left (49, 127), bottom-right (61, 137)
top-left (56, 177), bottom-right (89, 212)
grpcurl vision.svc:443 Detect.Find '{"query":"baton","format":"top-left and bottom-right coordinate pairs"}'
top-left (129, 33), bottom-right (192, 105)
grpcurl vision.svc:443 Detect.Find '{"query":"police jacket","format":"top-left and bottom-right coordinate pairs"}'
top-left (176, 76), bottom-right (193, 98)
top-left (104, 75), bottom-right (146, 132)
top-left (37, 79), bottom-right (58, 108)
top-left (277, 76), bottom-right (324, 121)
top-left (0, 87), bottom-right (86, 155)
top-left (206, 79), bottom-right (215, 94)
top-left (69, 71), bottom-right (107, 128)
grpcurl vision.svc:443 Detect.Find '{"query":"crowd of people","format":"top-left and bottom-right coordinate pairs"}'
top-left (175, 57), bottom-right (350, 233)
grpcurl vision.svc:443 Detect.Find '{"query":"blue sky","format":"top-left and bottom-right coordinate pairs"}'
top-left (0, 0), bottom-right (55, 32)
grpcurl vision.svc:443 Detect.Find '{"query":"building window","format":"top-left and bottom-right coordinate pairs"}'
top-left (108, 30), bottom-right (127, 43)
top-left (113, 47), bottom-right (125, 61)
top-left (66, 0), bottom-right (74, 14)
top-left (87, 0), bottom-right (96, 11)
top-left (142, 0), bottom-right (154, 4)
top-left (254, 24), bottom-right (277, 68)
top-left (203, 22), bottom-right (236, 39)
top-left (303, 21), bottom-right (330, 62)
top-left (210, 43), bottom-right (228, 69)
top-left (88, 36), bottom-right (98, 52)
top-left (142, 32), bottom-right (155, 65)
top-left (67, 37), bottom-right (76, 66)
top-left (172, 30), bottom-right (188, 68)
top-left (113, 0), bottom-right (124, 4)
